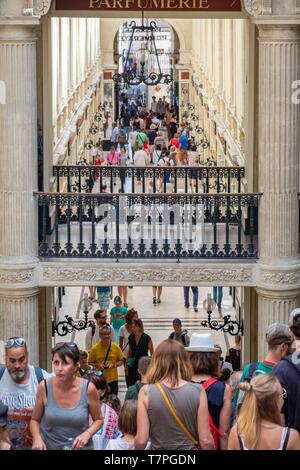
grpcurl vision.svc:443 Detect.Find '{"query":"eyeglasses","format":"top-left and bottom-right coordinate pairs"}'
top-left (5, 338), bottom-right (26, 349)
top-left (85, 369), bottom-right (103, 377)
top-left (54, 342), bottom-right (78, 349)
top-left (279, 388), bottom-right (287, 399)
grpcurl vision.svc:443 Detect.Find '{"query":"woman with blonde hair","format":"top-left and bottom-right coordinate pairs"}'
top-left (228, 374), bottom-right (300, 450)
top-left (134, 339), bottom-right (214, 450)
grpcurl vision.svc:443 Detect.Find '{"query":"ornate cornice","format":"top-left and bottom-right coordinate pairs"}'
top-left (41, 264), bottom-right (254, 286)
top-left (242, 0), bottom-right (272, 16)
top-left (0, 269), bottom-right (34, 284)
top-left (260, 269), bottom-right (300, 287)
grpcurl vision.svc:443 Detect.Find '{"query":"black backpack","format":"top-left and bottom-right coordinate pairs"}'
top-left (282, 355), bottom-right (300, 433)
top-left (0, 366), bottom-right (44, 383)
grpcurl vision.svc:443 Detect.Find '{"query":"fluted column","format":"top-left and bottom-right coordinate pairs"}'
top-left (258, 26), bottom-right (300, 260)
top-left (256, 289), bottom-right (300, 359)
top-left (256, 25), bottom-right (300, 356)
top-left (0, 25), bottom-right (38, 260)
top-left (0, 288), bottom-right (40, 364)
top-left (0, 23), bottom-right (40, 363)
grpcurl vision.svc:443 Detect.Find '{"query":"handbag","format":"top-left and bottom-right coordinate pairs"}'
top-left (155, 382), bottom-right (200, 449)
top-left (118, 132), bottom-right (128, 144)
top-left (127, 334), bottom-right (145, 368)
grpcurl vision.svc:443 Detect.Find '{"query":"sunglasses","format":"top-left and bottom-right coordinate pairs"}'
top-left (85, 369), bottom-right (103, 377)
top-left (54, 342), bottom-right (78, 349)
top-left (279, 388), bottom-right (287, 399)
top-left (5, 338), bottom-right (26, 349)
top-left (100, 316), bottom-right (107, 320)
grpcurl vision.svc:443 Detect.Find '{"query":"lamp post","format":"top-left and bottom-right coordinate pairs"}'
top-left (52, 293), bottom-right (95, 337)
top-left (201, 293), bottom-right (244, 336)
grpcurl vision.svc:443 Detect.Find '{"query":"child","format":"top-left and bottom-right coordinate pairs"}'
top-left (105, 400), bottom-right (137, 450)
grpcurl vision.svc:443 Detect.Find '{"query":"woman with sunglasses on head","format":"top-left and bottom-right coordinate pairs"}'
top-left (228, 374), bottom-right (300, 450)
top-left (30, 342), bottom-right (103, 450)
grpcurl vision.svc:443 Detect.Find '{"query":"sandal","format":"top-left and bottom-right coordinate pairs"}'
top-left (124, 302), bottom-right (129, 308)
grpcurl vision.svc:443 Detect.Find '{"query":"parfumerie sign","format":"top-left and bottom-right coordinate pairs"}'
top-left (56, 0), bottom-right (242, 11)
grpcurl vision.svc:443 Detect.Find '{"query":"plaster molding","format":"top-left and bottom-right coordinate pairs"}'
top-left (33, 0), bottom-right (52, 16)
top-left (242, 0), bottom-right (272, 16)
top-left (40, 263), bottom-right (254, 286)
top-left (0, 268), bottom-right (34, 284)
top-left (259, 268), bottom-right (300, 288)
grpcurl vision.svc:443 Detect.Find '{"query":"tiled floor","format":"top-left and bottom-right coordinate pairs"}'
top-left (55, 285), bottom-right (237, 400)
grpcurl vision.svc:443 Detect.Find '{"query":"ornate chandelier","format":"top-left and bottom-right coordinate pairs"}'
top-left (113, 14), bottom-right (173, 87)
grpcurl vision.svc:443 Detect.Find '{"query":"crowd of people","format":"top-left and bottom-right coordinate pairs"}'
top-left (0, 306), bottom-right (300, 451)
top-left (89, 95), bottom-right (202, 195)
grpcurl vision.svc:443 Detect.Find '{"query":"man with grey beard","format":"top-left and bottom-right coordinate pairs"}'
top-left (0, 337), bottom-right (51, 449)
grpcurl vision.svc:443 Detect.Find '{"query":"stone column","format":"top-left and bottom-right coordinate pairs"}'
top-left (256, 25), bottom-right (300, 357)
top-left (0, 288), bottom-right (40, 365)
top-left (0, 22), bottom-right (41, 364)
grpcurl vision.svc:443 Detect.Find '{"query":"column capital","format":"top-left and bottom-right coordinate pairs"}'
top-left (0, 22), bottom-right (40, 41)
top-left (257, 24), bottom-right (300, 40)
top-left (242, 0), bottom-right (272, 17)
top-left (256, 286), bottom-right (300, 301)
top-left (33, 0), bottom-right (52, 16)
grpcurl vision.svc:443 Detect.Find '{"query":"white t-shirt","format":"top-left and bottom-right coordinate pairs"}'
top-left (0, 365), bottom-right (51, 449)
top-left (106, 436), bottom-right (135, 450)
top-left (119, 325), bottom-right (131, 357)
top-left (134, 150), bottom-right (147, 166)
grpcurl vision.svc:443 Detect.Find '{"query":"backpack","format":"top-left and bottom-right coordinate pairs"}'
top-left (245, 361), bottom-right (267, 382)
top-left (202, 378), bottom-right (222, 450)
top-left (0, 366), bottom-right (44, 383)
top-left (282, 355), bottom-right (300, 432)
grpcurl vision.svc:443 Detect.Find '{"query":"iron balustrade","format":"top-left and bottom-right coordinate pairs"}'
top-left (36, 192), bottom-right (261, 261)
top-left (53, 165), bottom-right (245, 195)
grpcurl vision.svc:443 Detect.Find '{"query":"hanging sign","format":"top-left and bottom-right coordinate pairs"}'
top-left (56, 0), bottom-right (242, 12)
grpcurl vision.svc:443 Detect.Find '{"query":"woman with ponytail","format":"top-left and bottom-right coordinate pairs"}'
top-left (228, 374), bottom-right (300, 450)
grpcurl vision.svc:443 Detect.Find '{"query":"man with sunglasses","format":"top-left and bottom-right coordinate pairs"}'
top-left (0, 337), bottom-right (51, 449)
top-left (85, 309), bottom-right (115, 352)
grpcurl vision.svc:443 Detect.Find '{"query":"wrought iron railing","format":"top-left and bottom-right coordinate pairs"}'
top-left (53, 165), bottom-right (245, 194)
top-left (36, 192), bottom-right (261, 260)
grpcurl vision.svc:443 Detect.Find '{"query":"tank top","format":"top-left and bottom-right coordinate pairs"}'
top-left (40, 378), bottom-right (93, 450)
top-left (148, 382), bottom-right (201, 450)
top-left (238, 427), bottom-right (291, 450)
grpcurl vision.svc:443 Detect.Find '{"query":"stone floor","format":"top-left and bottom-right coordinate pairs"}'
top-left (54, 285), bottom-right (237, 400)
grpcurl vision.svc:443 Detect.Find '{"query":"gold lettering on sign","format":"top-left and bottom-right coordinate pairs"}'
top-left (87, 0), bottom-right (211, 9)
top-left (166, 0), bottom-right (177, 8)
top-left (179, 0), bottom-right (189, 8)
top-left (89, 0), bottom-right (100, 7)
top-left (151, 0), bottom-right (164, 8)
top-left (112, 0), bottom-right (123, 7)
top-left (199, 0), bottom-right (210, 8)
top-left (138, 0), bottom-right (149, 8)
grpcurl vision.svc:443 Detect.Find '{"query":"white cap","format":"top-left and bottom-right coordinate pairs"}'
top-left (185, 333), bottom-right (217, 352)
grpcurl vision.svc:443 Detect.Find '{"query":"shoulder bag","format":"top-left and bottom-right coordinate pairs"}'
top-left (155, 382), bottom-right (200, 449)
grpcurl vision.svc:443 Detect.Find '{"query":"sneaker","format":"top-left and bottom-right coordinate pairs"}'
top-left (153, 297), bottom-right (157, 305)
top-left (194, 307), bottom-right (198, 312)
top-left (157, 299), bottom-right (161, 304)
top-left (184, 304), bottom-right (190, 309)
